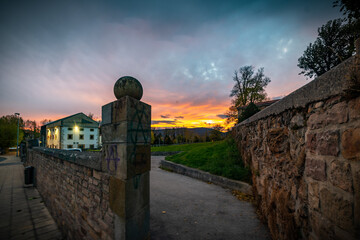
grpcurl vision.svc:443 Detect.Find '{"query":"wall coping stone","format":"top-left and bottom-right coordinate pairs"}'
top-left (31, 147), bottom-right (102, 170)
top-left (238, 54), bottom-right (360, 126)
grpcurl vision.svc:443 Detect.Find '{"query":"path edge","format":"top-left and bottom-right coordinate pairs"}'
top-left (159, 159), bottom-right (253, 195)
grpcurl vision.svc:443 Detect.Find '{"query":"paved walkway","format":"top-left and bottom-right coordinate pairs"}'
top-left (150, 156), bottom-right (270, 240)
top-left (0, 153), bottom-right (270, 240)
top-left (0, 153), bottom-right (62, 240)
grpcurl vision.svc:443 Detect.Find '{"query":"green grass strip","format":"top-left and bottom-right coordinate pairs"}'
top-left (152, 138), bottom-right (251, 183)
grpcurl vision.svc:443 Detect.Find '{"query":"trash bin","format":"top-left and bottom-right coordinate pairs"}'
top-left (24, 166), bottom-right (34, 185)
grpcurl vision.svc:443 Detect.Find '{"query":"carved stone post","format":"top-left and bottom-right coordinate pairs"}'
top-left (101, 76), bottom-right (151, 240)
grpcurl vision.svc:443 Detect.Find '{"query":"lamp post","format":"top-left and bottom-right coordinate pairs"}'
top-left (15, 113), bottom-right (20, 157)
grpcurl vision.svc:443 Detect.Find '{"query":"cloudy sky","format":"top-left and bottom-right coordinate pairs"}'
top-left (0, 0), bottom-right (342, 128)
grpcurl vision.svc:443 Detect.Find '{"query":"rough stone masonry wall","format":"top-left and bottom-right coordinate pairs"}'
top-left (233, 48), bottom-right (360, 239)
top-left (26, 148), bottom-right (115, 239)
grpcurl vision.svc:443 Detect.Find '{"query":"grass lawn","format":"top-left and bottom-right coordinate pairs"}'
top-left (152, 138), bottom-right (251, 183)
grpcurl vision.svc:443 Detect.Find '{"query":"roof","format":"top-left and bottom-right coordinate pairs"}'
top-left (44, 113), bottom-right (99, 128)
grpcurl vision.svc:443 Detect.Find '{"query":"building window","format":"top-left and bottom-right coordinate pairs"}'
top-left (78, 144), bottom-right (85, 150)
top-left (79, 134), bottom-right (84, 140)
top-left (90, 144), bottom-right (94, 149)
top-left (68, 127), bottom-right (73, 131)
top-left (90, 135), bottom-right (94, 140)
top-left (90, 128), bottom-right (94, 132)
top-left (80, 128), bottom-right (84, 131)
top-left (68, 134), bottom-right (73, 140)
top-left (67, 145), bottom-right (73, 149)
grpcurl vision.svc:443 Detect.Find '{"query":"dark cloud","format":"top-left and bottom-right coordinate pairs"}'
top-left (175, 116), bottom-right (184, 119)
top-left (160, 114), bottom-right (171, 119)
top-left (151, 120), bottom-right (176, 125)
top-left (0, 0), bottom-right (343, 122)
top-left (216, 114), bottom-right (228, 119)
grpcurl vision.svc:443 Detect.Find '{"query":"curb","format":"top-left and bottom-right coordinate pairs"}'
top-left (160, 159), bottom-right (253, 195)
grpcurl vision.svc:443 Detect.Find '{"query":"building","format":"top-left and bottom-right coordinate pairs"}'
top-left (43, 113), bottom-right (100, 150)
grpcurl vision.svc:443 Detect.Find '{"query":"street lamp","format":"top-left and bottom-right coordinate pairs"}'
top-left (15, 113), bottom-right (20, 157)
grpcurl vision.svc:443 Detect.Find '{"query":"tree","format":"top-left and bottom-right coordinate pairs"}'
top-left (0, 115), bottom-right (24, 150)
top-left (209, 124), bottom-right (224, 141)
top-left (87, 113), bottom-right (94, 120)
top-left (298, 19), bottom-right (356, 78)
top-left (333, 0), bottom-right (360, 21)
top-left (24, 120), bottom-right (40, 139)
top-left (226, 66), bottom-right (270, 125)
top-left (40, 119), bottom-right (52, 126)
top-left (151, 129), bottom-right (155, 145)
top-left (238, 102), bottom-right (260, 122)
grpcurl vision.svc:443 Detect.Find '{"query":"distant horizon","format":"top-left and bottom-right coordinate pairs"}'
top-left (0, 0), bottom-right (342, 129)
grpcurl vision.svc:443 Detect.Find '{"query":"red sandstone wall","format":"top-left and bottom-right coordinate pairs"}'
top-left (27, 149), bottom-right (115, 239)
top-left (233, 54), bottom-right (360, 240)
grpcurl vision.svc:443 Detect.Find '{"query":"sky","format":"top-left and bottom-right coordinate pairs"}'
top-left (0, 0), bottom-right (342, 129)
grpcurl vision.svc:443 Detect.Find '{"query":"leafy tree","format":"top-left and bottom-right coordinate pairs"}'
top-left (298, 19), bottom-right (357, 78)
top-left (210, 124), bottom-right (224, 141)
top-left (151, 129), bottom-right (155, 144)
top-left (0, 115), bottom-right (24, 150)
top-left (226, 66), bottom-right (270, 125)
top-left (164, 134), bottom-right (173, 145)
top-left (238, 102), bottom-right (260, 122)
top-left (333, 0), bottom-right (360, 21)
top-left (40, 119), bottom-right (52, 125)
top-left (24, 120), bottom-right (40, 139)
top-left (87, 112), bottom-right (94, 120)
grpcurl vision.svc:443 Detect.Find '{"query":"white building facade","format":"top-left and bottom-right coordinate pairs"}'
top-left (44, 113), bottom-right (100, 150)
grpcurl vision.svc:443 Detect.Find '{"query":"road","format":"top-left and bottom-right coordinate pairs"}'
top-left (150, 156), bottom-right (270, 240)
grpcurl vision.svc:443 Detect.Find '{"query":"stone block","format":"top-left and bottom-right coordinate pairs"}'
top-left (266, 127), bottom-right (289, 154)
top-left (316, 130), bottom-right (339, 156)
top-left (320, 187), bottom-right (353, 231)
top-left (102, 144), bottom-right (151, 179)
top-left (341, 128), bottom-right (360, 160)
top-left (308, 182), bottom-right (319, 211)
top-left (114, 205), bottom-right (150, 240)
top-left (290, 114), bottom-right (304, 129)
top-left (308, 112), bottom-right (326, 130)
top-left (326, 101), bottom-right (348, 125)
top-left (101, 121), bottom-right (151, 144)
top-left (305, 158), bottom-right (326, 181)
top-left (349, 97), bottom-right (360, 120)
top-left (353, 167), bottom-right (360, 232)
top-left (109, 173), bottom-right (149, 219)
top-left (306, 133), bottom-right (317, 154)
top-left (314, 101), bottom-right (324, 109)
top-left (329, 160), bottom-right (353, 193)
top-left (101, 96), bottom-right (151, 126)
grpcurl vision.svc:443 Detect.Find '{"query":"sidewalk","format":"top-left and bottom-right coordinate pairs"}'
top-left (0, 153), bottom-right (63, 240)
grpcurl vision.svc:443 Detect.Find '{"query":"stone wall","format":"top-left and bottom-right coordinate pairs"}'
top-left (25, 93), bottom-right (151, 240)
top-left (233, 49), bottom-right (360, 239)
top-left (26, 148), bottom-right (115, 239)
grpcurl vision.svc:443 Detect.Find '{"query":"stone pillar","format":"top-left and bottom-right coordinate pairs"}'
top-left (101, 76), bottom-right (151, 240)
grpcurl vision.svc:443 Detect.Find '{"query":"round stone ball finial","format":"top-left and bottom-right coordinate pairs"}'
top-left (113, 76), bottom-right (143, 100)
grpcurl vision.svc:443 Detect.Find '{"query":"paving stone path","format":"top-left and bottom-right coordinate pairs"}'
top-left (150, 156), bottom-right (271, 240)
top-left (0, 154), bottom-right (62, 240)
